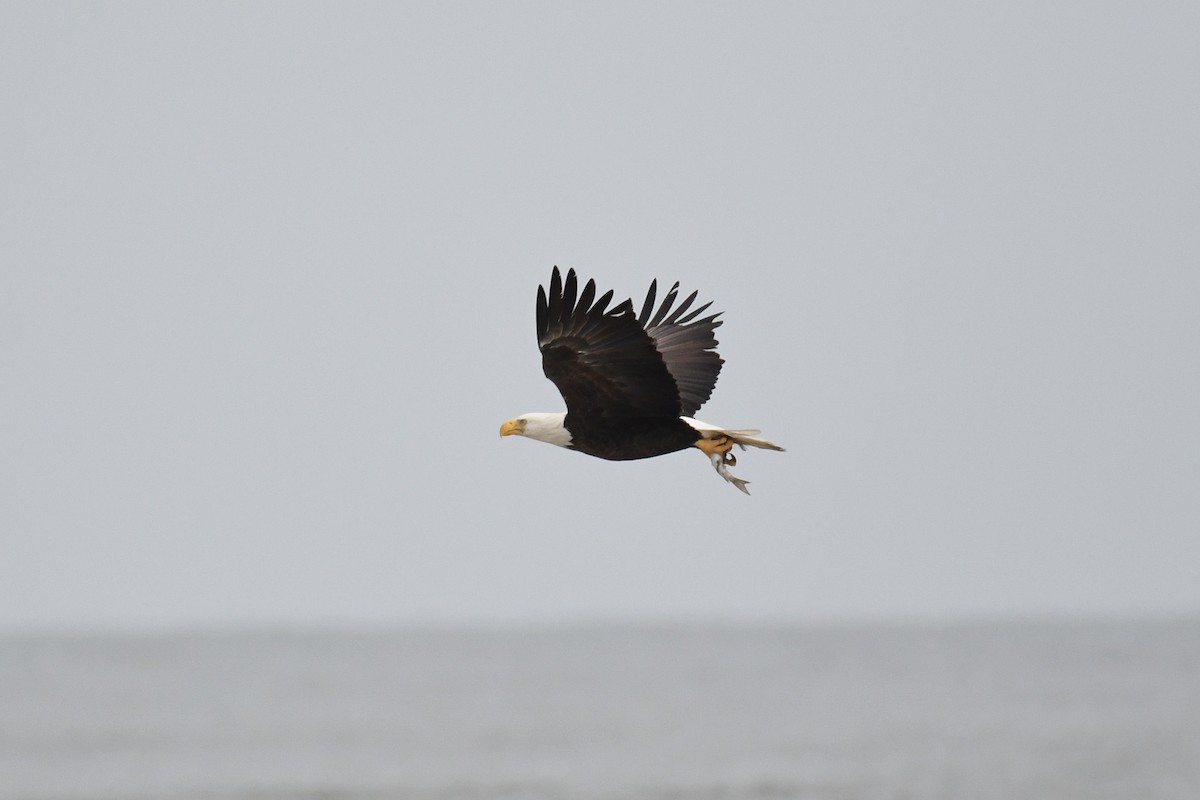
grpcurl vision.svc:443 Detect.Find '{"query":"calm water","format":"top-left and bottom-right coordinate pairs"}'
top-left (2, 621), bottom-right (1198, 800)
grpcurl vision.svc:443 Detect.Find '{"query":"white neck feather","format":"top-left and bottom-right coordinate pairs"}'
top-left (519, 412), bottom-right (572, 448)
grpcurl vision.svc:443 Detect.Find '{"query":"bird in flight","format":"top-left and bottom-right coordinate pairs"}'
top-left (500, 267), bottom-right (783, 493)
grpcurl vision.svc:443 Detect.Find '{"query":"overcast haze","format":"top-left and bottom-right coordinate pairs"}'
top-left (2, 2), bottom-right (1197, 631)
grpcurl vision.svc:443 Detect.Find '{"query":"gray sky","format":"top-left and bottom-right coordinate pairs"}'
top-left (2, 2), bottom-right (1197, 631)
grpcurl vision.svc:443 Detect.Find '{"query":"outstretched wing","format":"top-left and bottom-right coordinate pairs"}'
top-left (537, 267), bottom-right (723, 420)
top-left (638, 278), bottom-right (724, 417)
top-left (538, 267), bottom-right (680, 419)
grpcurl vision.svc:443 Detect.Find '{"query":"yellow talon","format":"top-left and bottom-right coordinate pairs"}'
top-left (694, 435), bottom-right (734, 457)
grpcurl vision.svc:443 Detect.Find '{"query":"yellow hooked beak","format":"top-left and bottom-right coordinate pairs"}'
top-left (499, 419), bottom-right (524, 437)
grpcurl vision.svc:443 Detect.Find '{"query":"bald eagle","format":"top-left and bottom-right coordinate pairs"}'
top-left (500, 267), bottom-right (783, 493)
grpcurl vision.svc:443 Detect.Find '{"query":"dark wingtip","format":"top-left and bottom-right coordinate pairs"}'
top-left (665, 290), bottom-right (698, 325)
top-left (638, 279), bottom-right (658, 326)
top-left (647, 281), bottom-right (681, 328)
top-left (577, 278), bottom-right (596, 315)
top-left (536, 284), bottom-right (548, 340)
top-left (560, 268), bottom-right (578, 327)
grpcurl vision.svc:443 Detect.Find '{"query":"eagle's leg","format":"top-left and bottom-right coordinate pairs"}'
top-left (695, 434), bottom-right (737, 465)
top-left (694, 435), bottom-right (733, 457)
top-left (696, 436), bottom-right (750, 495)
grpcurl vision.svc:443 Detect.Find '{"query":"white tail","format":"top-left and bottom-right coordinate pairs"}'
top-left (683, 418), bottom-right (785, 451)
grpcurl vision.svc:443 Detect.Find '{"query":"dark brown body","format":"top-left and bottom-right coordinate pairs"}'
top-left (564, 415), bottom-right (699, 461)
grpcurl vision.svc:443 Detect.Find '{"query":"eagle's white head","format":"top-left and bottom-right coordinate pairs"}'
top-left (499, 412), bottom-right (572, 448)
